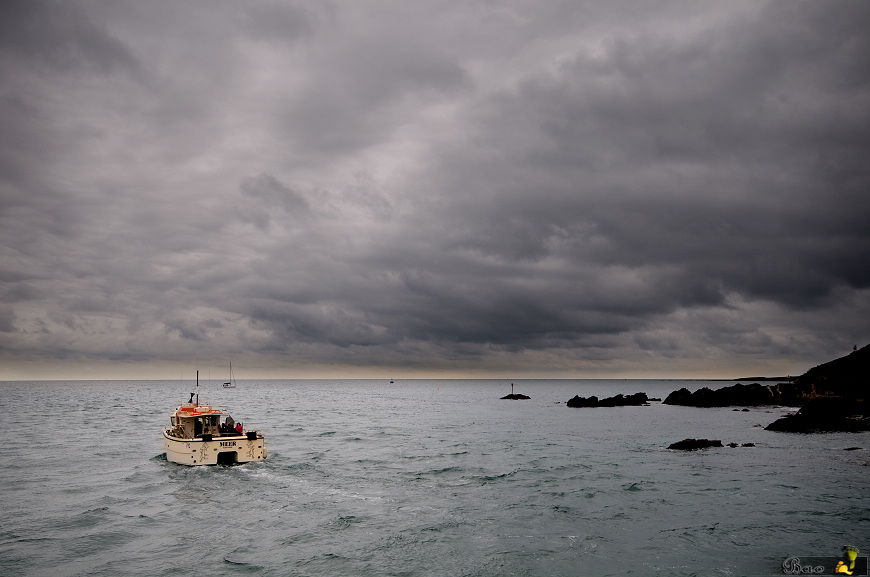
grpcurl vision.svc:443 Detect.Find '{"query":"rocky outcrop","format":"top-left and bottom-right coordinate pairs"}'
top-left (567, 392), bottom-right (648, 408)
top-left (667, 438), bottom-right (723, 450)
top-left (566, 395), bottom-right (599, 407)
top-left (788, 345), bottom-right (870, 400)
top-left (663, 383), bottom-right (781, 407)
top-left (501, 383), bottom-right (530, 400)
top-left (764, 399), bottom-right (870, 432)
top-left (664, 344), bottom-right (870, 408)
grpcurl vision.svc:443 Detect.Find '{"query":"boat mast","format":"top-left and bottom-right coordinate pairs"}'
top-left (196, 370), bottom-right (200, 406)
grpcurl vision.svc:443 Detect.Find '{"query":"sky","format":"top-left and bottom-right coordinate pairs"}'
top-left (1, 0), bottom-right (869, 381)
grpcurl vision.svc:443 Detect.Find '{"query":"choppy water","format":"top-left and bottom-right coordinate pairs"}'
top-left (1, 379), bottom-right (867, 576)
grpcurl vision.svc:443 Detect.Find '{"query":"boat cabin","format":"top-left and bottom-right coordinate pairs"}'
top-left (167, 404), bottom-right (246, 440)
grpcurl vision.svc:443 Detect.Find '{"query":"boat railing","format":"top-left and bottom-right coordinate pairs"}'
top-left (166, 410), bottom-right (256, 440)
top-left (166, 427), bottom-right (260, 441)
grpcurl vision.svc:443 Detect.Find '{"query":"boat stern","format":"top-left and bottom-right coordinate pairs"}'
top-left (163, 430), bottom-right (266, 466)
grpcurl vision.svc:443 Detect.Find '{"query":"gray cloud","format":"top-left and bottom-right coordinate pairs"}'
top-left (0, 0), bottom-right (141, 74)
top-left (1, 0), bottom-right (868, 379)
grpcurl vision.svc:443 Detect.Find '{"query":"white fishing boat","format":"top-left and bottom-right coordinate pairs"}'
top-left (163, 371), bottom-right (266, 465)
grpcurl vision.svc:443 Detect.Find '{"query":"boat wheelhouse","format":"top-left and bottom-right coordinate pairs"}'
top-left (163, 372), bottom-right (266, 466)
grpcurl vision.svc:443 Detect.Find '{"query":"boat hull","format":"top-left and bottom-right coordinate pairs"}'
top-left (163, 430), bottom-right (267, 466)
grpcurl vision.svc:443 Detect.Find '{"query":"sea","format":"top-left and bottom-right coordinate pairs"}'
top-left (1, 379), bottom-right (867, 577)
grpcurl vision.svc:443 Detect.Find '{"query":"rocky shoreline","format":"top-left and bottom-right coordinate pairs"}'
top-left (663, 345), bottom-right (869, 433)
top-left (555, 345), bottom-right (867, 437)
top-left (764, 399), bottom-right (870, 432)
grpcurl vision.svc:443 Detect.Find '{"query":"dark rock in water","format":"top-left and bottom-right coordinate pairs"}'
top-left (601, 392), bottom-right (648, 406)
top-left (567, 395), bottom-right (598, 407)
top-left (764, 399), bottom-right (870, 433)
top-left (667, 438), bottom-right (723, 450)
top-left (663, 387), bottom-right (692, 405)
top-left (598, 394), bottom-right (625, 407)
top-left (567, 392), bottom-right (648, 408)
top-left (501, 393), bottom-right (530, 400)
top-left (663, 383), bottom-right (778, 407)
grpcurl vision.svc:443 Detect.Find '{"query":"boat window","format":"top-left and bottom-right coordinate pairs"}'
top-left (170, 416), bottom-right (176, 426)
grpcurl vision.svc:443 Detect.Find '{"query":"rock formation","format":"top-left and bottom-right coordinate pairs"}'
top-left (764, 399), bottom-right (870, 432)
top-left (663, 383), bottom-right (781, 407)
top-left (667, 438), bottom-right (723, 450)
top-left (788, 344), bottom-right (870, 400)
top-left (664, 345), bottom-right (870, 408)
top-left (567, 392), bottom-right (648, 408)
top-left (501, 383), bottom-right (530, 400)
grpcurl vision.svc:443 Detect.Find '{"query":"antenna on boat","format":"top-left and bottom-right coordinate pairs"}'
top-left (196, 370), bottom-right (200, 406)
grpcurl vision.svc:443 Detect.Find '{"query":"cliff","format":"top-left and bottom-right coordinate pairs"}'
top-left (788, 344), bottom-right (870, 401)
top-left (664, 344), bottom-right (870, 407)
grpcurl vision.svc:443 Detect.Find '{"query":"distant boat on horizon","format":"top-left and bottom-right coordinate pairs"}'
top-left (222, 361), bottom-right (237, 389)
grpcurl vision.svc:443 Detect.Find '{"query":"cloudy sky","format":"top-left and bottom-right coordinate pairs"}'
top-left (1, 0), bottom-right (868, 380)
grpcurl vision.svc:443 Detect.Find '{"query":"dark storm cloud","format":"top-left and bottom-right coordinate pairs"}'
top-left (0, 0), bottom-right (868, 378)
top-left (416, 1), bottom-right (870, 309)
top-left (241, 173), bottom-right (311, 230)
top-left (0, 0), bottom-right (141, 74)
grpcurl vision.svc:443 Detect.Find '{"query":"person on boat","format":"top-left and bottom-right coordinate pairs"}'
top-left (235, 421), bottom-right (243, 435)
top-left (221, 415), bottom-right (235, 435)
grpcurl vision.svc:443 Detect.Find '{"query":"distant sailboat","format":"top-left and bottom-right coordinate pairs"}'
top-left (223, 361), bottom-right (237, 389)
